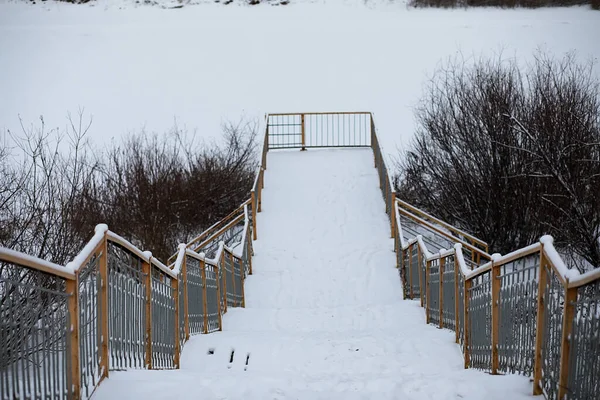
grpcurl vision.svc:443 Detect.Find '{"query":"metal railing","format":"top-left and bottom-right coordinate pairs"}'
top-left (1, 200), bottom-right (254, 399)
top-left (397, 208), bottom-right (600, 399)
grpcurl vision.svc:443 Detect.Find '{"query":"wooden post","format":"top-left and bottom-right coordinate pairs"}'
top-left (425, 259), bottom-right (431, 324)
top-left (251, 191), bottom-right (257, 241)
top-left (142, 261), bottom-right (153, 369)
top-left (439, 257), bottom-right (444, 329)
top-left (533, 250), bottom-right (548, 395)
top-left (491, 259), bottom-right (500, 375)
top-left (454, 256), bottom-right (460, 344)
top-left (408, 245), bottom-right (414, 300)
top-left (201, 259), bottom-right (209, 334)
top-left (172, 277), bottom-right (181, 369)
top-left (66, 277), bottom-right (80, 400)
top-left (182, 256), bottom-right (189, 341)
top-left (418, 246), bottom-right (424, 307)
top-left (300, 114), bottom-right (306, 151)
top-left (464, 278), bottom-right (472, 369)
top-left (98, 234), bottom-right (109, 380)
top-left (558, 284), bottom-right (577, 399)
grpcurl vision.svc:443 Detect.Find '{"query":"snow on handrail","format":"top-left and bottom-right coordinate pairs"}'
top-left (0, 246), bottom-right (75, 280)
top-left (66, 223), bottom-right (108, 273)
top-left (540, 235), bottom-right (580, 284)
top-left (171, 244), bottom-right (187, 275)
top-left (395, 202), bottom-right (407, 249)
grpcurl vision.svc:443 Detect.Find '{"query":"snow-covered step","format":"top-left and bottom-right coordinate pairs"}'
top-left (93, 149), bottom-right (532, 400)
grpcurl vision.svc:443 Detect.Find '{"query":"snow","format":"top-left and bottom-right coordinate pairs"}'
top-left (92, 148), bottom-right (532, 399)
top-left (540, 235), bottom-right (580, 282)
top-left (1, 2), bottom-right (599, 157)
top-left (66, 223), bottom-right (108, 272)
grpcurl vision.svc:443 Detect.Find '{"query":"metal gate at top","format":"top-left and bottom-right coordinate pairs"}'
top-left (266, 112), bottom-right (372, 150)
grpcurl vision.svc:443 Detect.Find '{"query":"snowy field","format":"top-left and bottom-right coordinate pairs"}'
top-left (1, 2), bottom-right (599, 156)
top-left (93, 148), bottom-right (533, 399)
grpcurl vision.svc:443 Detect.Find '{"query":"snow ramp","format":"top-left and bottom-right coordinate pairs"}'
top-left (93, 146), bottom-right (531, 399)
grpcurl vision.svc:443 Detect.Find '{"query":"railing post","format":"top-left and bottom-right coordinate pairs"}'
top-left (533, 248), bottom-right (548, 395)
top-left (491, 258), bottom-right (500, 375)
top-left (558, 283), bottom-right (577, 399)
top-left (454, 256), bottom-right (460, 344)
top-left (98, 234), bottom-right (109, 380)
top-left (172, 276), bottom-right (181, 369)
top-left (251, 191), bottom-right (257, 241)
top-left (182, 256), bottom-right (189, 341)
top-left (439, 257), bottom-right (444, 329)
top-left (464, 278), bottom-right (472, 369)
top-left (300, 114), bottom-right (306, 151)
top-left (142, 260), bottom-right (152, 369)
top-left (201, 259), bottom-right (209, 334)
top-left (425, 259), bottom-right (431, 324)
top-left (66, 276), bottom-right (81, 400)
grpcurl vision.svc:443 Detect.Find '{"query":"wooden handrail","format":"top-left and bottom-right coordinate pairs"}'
top-left (268, 111), bottom-right (371, 117)
top-left (397, 206), bottom-right (491, 261)
top-left (0, 247), bottom-right (75, 280)
top-left (396, 198), bottom-right (488, 250)
top-left (192, 214), bottom-right (245, 253)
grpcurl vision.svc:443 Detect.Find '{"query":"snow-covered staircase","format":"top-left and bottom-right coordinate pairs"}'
top-left (93, 149), bottom-right (532, 400)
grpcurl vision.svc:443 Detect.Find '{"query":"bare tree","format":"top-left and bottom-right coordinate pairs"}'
top-left (398, 52), bottom-right (600, 270)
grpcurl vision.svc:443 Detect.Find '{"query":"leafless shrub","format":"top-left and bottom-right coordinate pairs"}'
top-left (398, 52), bottom-right (600, 270)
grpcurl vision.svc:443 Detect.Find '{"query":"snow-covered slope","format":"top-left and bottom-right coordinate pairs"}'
top-left (1, 3), bottom-right (599, 155)
top-left (92, 148), bottom-right (532, 399)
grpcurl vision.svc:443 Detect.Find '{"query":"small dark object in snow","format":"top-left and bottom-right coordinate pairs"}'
top-left (355, 349), bottom-right (359, 351)
top-left (228, 349), bottom-right (235, 369)
top-left (207, 348), bottom-right (215, 355)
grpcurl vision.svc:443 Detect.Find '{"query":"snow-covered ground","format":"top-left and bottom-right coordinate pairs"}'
top-left (1, 2), bottom-right (599, 156)
top-left (92, 149), bottom-right (532, 399)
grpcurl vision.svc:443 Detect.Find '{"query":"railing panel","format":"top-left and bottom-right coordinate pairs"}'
top-left (442, 255), bottom-right (456, 331)
top-left (205, 263), bottom-right (221, 333)
top-left (400, 247), bottom-right (410, 298)
top-left (497, 254), bottom-right (540, 376)
top-left (107, 242), bottom-right (146, 371)
top-left (150, 267), bottom-right (175, 370)
top-left (178, 270), bottom-right (185, 349)
top-left (233, 256), bottom-right (244, 307)
top-left (266, 113), bottom-right (371, 150)
top-left (428, 259), bottom-right (440, 326)
top-left (223, 252), bottom-right (236, 308)
top-left (186, 257), bottom-right (205, 335)
top-left (78, 253), bottom-right (102, 398)
top-left (410, 245), bottom-right (421, 299)
top-left (458, 270), bottom-right (465, 349)
top-left (267, 114), bottom-right (302, 149)
top-left (540, 265), bottom-right (564, 400)
top-left (0, 264), bottom-right (70, 400)
top-left (305, 113), bottom-right (371, 148)
top-left (567, 279), bottom-right (600, 399)
top-left (421, 251), bottom-right (428, 309)
top-left (468, 271), bottom-right (492, 371)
